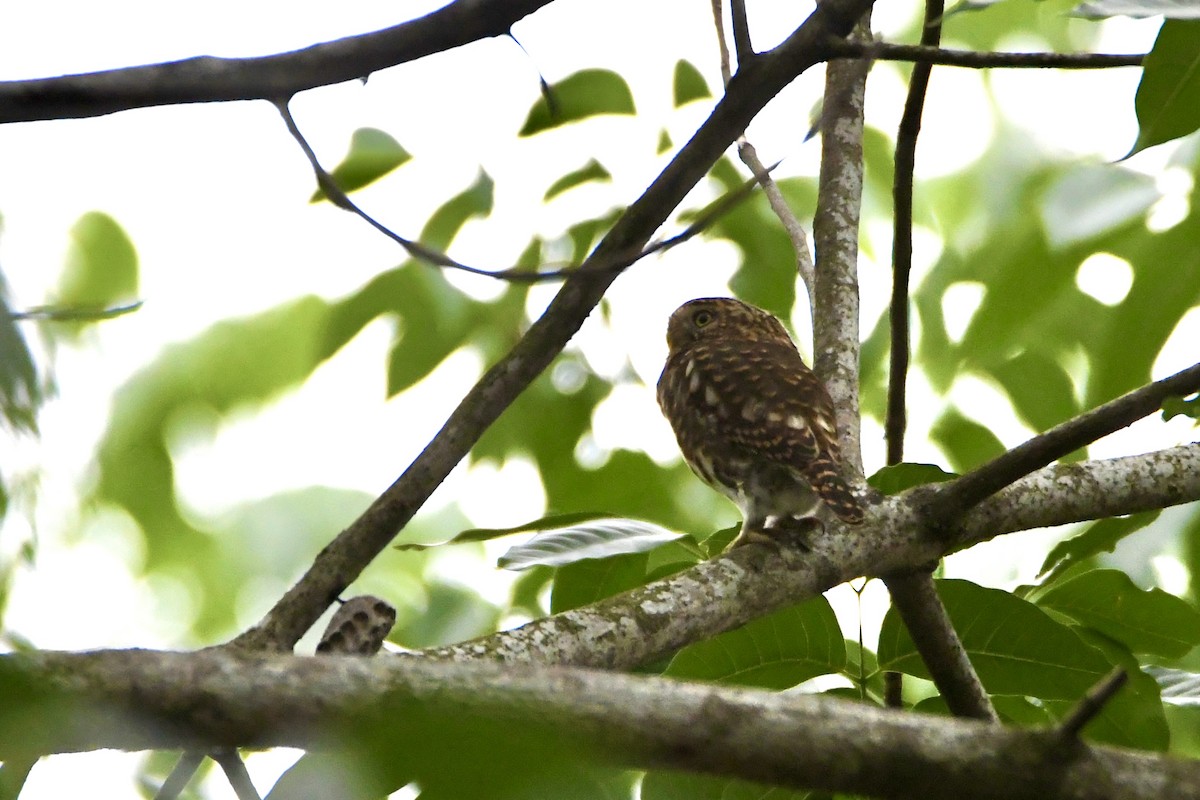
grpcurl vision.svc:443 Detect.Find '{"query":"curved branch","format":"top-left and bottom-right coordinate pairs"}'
top-left (0, 0), bottom-right (555, 123)
top-left (231, 0), bottom-right (881, 653)
top-left (3, 650), bottom-right (1197, 800)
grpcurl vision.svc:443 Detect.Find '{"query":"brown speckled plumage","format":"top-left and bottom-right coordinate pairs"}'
top-left (657, 298), bottom-right (864, 546)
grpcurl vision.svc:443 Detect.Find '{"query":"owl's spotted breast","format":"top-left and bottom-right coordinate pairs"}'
top-left (657, 297), bottom-right (865, 541)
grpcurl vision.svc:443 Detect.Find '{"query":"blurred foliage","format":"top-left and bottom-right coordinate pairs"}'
top-left (5, 1), bottom-right (1200, 796)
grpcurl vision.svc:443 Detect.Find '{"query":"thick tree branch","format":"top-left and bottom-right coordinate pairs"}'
top-left (812, 19), bottom-right (870, 476)
top-left (231, 0), bottom-right (881, 653)
top-left (931, 361), bottom-right (1200, 526)
top-left (417, 443), bottom-right (1200, 670)
top-left (4, 651), bottom-right (1198, 800)
top-left (827, 40), bottom-right (1145, 69)
top-left (0, 0), bottom-right (556, 123)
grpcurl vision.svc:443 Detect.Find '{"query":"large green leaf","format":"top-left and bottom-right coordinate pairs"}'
top-left (664, 598), bottom-right (846, 689)
top-left (519, 69), bottom-right (636, 136)
top-left (1133, 20), bottom-right (1200, 155)
top-left (1037, 568), bottom-right (1200, 658)
top-left (550, 552), bottom-right (650, 614)
top-left (544, 159), bottom-right (612, 201)
top-left (310, 127), bottom-right (411, 202)
top-left (878, 579), bottom-right (1113, 699)
top-left (867, 462), bottom-right (957, 495)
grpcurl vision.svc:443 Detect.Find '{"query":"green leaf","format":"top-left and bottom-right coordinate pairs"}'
top-left (672, 60), bottom-right (711, 107)
top-left (1040, 165), bottom-right (1159, 247)
top-left (878, 579), bottom-right (1114, 699)
top-left (0, 280), bottom-right (40, 433)
top-left (1132, 20), bottom-right (1200, 155)
top-left (498, 518), bottom-right (689, 570)
top-left (53, 211), bottom-right (138, 324)
top-left (1036, 512), bottom-right (1160, 584)
top-left (1037, 568), bottom-right (1200, 658)
top-left (665, 598), bottom-right (846, 689)
top-left (867, 462), bottom-right (957, 495)
top-left (544, 159), bottom-right (612, 201)
top-left (420, 170), bottom-right (495, 252)
top-left (989, 351), bottom-right (1081, 439)
top-left (929, 408), bottom-right (1007, 472)
top-left (550, 552), bottom-right (649, 614)
top-left (657, 129), bottom-right (673, 154)
top-left (310, 127), bottom-right (411, 202)
top-left (642, 771), bottom-right (809, 800)
top-left (1163, 392), bottom-right (1200, 421)
top-left (519, 69), bottom-right (636, 136)
top-left (395, 511), bottom-right (617, 552)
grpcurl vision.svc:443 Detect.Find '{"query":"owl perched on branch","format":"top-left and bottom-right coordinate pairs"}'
top-left (657, 297), bottom-right (865, 549)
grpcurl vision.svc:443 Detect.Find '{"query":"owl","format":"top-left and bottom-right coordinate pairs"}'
top-left (657, 297), bottom-right (865, 548)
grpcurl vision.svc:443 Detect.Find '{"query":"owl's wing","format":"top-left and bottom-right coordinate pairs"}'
top-left (690, 338), bottom-right (843, 468)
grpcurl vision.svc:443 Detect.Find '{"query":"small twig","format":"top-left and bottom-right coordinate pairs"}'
top-left (6, 301), bottom-right (143, 322)
top-left (931, 361), bottom-right (1200, 525)
top-left (828, 39), bottom-right (1144, 69)
top-left (155, 751), bottom-right (205, 800)
top-left (212, 749), bottom-right (262, 800)
top-left (710, 0), bottom-right (733, 85)
top-left (275, 100), bottom-right (759, 283)
top-left (1057, 667), bottom-right (1127, 740)
top-left (730, 0), bottom-right (755, 66)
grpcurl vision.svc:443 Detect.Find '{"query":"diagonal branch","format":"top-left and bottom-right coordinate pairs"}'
top-left (231, 0), bottom-right (882, 653)
top-left (930, 361), bottom-right (1200, 526)
top-left (4, 650), bottom-right (1199, 800)
top-left (0, 0), bottom-right (556, 124)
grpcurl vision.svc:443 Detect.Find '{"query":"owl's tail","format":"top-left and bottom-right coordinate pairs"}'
top-left (805, 460), bottom-right (866, 524)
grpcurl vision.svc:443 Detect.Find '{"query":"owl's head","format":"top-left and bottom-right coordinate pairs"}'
top-left (665, 297), bottom-right (792, 351)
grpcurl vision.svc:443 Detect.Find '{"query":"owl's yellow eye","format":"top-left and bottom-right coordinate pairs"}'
top-left (692, 310), bottom-right (714, 328)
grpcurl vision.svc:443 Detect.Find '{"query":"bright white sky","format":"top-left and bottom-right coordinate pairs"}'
top-left (0, 0), bottom-right (1189, 796)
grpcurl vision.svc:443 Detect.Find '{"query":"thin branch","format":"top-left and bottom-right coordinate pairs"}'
top-left (1058, 667), bottom-right (1128, 741)
top-left (827, 39), bottom-right (1145, 69)
top-left (231, 0), bottom-right (881, 653)
top-left (277, 100), bottom-right (763, 283)
top-left (887, 0), bottom-right (943, 466)
top-left (5, 650), bottom-right (1199, 800)
top-left (6, 301), bottom-right (143, 322)
top-left (0, 0), bottom-right (556, 124)
top-left (710, 0), bottom-right (734, 85)
top-left (730, 0), bottom-right (756, 66)
top-left (930, 361), bottom-right (1200, 526)
top-left (212, 750), bottom-right (262, 800)
top-left (155, 752), bottom-right (205, 800)
top-left (882, 570), bottom-right (997, 722)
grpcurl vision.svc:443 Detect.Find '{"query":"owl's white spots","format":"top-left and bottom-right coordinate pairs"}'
top-left (704, 385), bottom-right (721, 406)
top-left (786, 414), bottom-right (807, 430)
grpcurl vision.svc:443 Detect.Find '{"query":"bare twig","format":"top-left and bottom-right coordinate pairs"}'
top-left (710, 0), bottom-right (734, 85)
top-left (887, 0), bottom-right (943, 465)
top-left (6, 301), bottom-right (143, 322)
top-left (276, 100), bottom-right (763, 283)
top-left (212, 749), bottom-right (262, 800)
top-left (155, 751), bottom-right (205, 800)
top-left (1057, 667), bottom-right (1127, 741)
top-left (930, 361), bottom-right (1200, 526)
top-left (827, 40), bottom-right (1144, 70)
top-left (730, 0), bottom-right (756, 65)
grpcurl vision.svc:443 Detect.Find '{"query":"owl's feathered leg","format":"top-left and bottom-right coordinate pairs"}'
top-left (728, 514), bottom-right (818, 553)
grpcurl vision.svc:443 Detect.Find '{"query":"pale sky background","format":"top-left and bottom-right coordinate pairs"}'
top-left (0, 0), bottom-right (1191, 796)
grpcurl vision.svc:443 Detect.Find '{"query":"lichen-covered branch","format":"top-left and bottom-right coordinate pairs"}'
top-left (2, 650), bottom-right (1197, 800)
